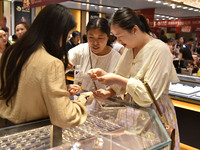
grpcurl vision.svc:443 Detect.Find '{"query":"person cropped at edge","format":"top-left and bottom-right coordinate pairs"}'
top-left (68, 17), bottom-right (121, 92)
top-left (0, 29), bottom-right (10, 58)
top-left (88, 7), bottom-right (180, 150)
top-left (0, 4), bottom-right (93, 128)
top-left (66, 30), bottom-right (81, 50)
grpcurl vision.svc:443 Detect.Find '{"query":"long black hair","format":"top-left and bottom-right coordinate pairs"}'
top-left (86, 17), bottom-right (111, 46)
top-left (110, 7), bottom-right (151, 34)
top-left (0, 4), bottom-right (76, 105)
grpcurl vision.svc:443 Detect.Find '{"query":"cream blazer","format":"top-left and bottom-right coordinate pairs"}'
top-left (0, 46), bottom-right (87, 128)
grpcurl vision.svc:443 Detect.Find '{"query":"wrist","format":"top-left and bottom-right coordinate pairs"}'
top-left (115, 75), bottom-right (128, 88)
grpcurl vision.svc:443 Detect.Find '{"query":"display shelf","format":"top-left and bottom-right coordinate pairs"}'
top-left (170, 74), bottom-right (200, 149)
top-left (169, 74), bottom-right (200, 105)
top-left (50, 106), bottom-right (171, 150)
top-left (172, 99), bottom-right (200, 112)
top-left (177, 74), bottom-right (200, 84)
top-left (0, 98), bottom-right (171, 150)
top-left (0, 118), bottom-right (51, 137)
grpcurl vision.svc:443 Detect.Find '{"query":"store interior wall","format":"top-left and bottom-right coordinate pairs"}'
top-left (0, 1), bottom-right (3, 19)
top-left (81, 10), bottom-right (87, 41)
top-left (3, 1), bottom-right (11, 35)
top-left (35, 7), bottom-right (42, 20)
top-left (70, 9), bottom-right (81, 33)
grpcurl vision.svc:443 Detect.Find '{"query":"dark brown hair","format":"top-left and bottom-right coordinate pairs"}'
top-left (15, 22), bottom-right (30, 31)
top-left (110, 7), bottom-right (151, 34)
top-left (0, 4), bottom-right (76, 105)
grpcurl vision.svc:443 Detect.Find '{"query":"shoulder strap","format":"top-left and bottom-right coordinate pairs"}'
top-left (143, 81), bottom-right (163, 117)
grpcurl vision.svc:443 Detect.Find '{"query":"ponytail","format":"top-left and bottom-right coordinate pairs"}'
top-left (138, 14), bottom-right (151, 35)
top-left (110, 7), bottom-right (151, 35)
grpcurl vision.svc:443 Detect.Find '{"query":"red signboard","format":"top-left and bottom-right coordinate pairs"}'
top-left (135, 8), bottom-right (155, 27)
top-left (23, 0), bottom-right (71, 9)
top-left (181, 26), bottom-right (191, 33)
top-left (155, 18), bottom-right (200, 28)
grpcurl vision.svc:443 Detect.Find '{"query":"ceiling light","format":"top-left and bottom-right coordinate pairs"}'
top-left (177, 5), bottom-right (182, 8)
top-left (156, 1), bottom-right (161, 4)
top-left (170, 4), bottom-right (176, 9)
top-left (188, 8), bottom-right (193, 10)
top-left (156, 14), bottom-right (160, 17)
top-left (183, 2), bottom-right (190, 5)
top-left (148, 0), bottom-right (154, 1)
top-left (90, 4), bottom-right (95, 7)
top-left (114, 8), bottom-right (118, 10)
top-left (183, 6), bottom-right (188, 9)
top-left (99, 5), bottom-right (103, 8)
top-left (81, 3), bottom-right (86, 6)
top-left (194, 9), bottom-right (199, 12)
top-left (163, 2), bottom-right (168, 5)
top-left (171, 0), bottom-right (181, 2)
top-left (107, 7), bottom-right (111, 9)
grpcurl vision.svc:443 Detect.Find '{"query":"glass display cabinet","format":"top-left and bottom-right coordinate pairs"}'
top-left (0, 98), bottom-right (171, 150)
top-left (169, 74), bottom-right (200, 105)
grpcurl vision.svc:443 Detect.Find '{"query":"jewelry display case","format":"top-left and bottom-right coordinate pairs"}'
top-left (0, 99), bottom-right (171, 150)
top-left (169, 74), bottom-right (200, 105)
top-left (169, 74), bottom-right (200, 149)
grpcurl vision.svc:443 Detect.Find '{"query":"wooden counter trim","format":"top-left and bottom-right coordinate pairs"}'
top-left (171, 99), bottom-right (200, 113)
top-left (180, 143), bottom-right (199, 150)
top-left (66, 76), bottom-right (74, 81)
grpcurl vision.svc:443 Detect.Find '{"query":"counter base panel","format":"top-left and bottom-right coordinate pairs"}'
top-left (175, 107), bottom-right (200, 149)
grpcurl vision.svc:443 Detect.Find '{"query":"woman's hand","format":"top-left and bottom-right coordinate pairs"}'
top-left (80, 92), bottom-right (94, 105)
top-left (87, 68), bottom-right (107, 81)
top-left (88, 68), bottom-right (128, 89)
top-left (88, 68), bottom-right (116, 86)
top-left (66, 61), bottom-right (74, 72)
top-left (96, 73), bottom-right (118, 86)
top-left (92, 89), bottom-right (112, 99)
top-left (67, 84), bottom-right (81, 96)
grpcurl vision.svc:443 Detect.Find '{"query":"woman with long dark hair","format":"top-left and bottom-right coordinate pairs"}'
top-left (0, 4), bottom-right (93, 128)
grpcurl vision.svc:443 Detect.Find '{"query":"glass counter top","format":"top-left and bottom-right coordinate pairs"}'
top-left (0, 98), bottom-right (171, 150)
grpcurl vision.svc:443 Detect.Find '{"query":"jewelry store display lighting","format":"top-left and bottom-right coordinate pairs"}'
top-left (147, 0), bottom-right (200, 12)
top-left (147, 0), bottom-right (200, 20)
top-left (61, 0), bottom-right (200, 26)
